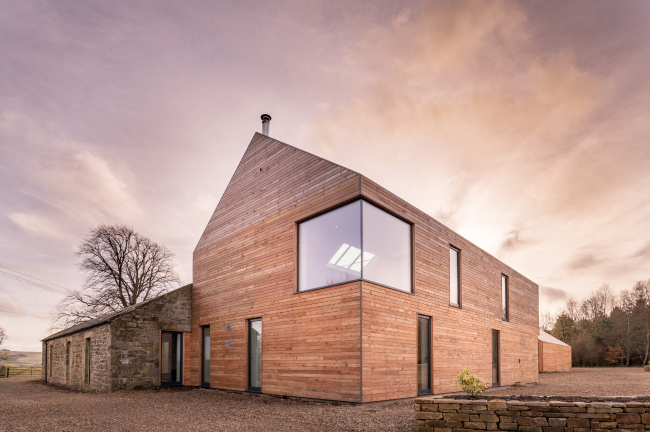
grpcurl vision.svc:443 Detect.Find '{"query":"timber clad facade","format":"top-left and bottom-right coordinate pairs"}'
top-left (41, 131), bottom-right (541, 400)
top-left (191, 133), bottom-right (540, 402)
top-left (538, 330), bottom-right (572, 372)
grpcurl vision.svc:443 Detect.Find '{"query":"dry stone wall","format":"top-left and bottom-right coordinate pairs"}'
top-left (415, 398), bottom-right (650, 432)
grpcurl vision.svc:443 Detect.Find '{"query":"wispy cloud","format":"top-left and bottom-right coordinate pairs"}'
top-left (540, 286), bottom-right (569, 304)
top-left (1, 0), bottom-right (649, 350)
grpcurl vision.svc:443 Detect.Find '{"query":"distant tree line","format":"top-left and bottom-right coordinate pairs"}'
top-left (541, 280), bottom-right (650, 367)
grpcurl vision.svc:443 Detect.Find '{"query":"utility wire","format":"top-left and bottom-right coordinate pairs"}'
top-left (0, 308), bottom-right (50, 320)
top-left (0, 264), bottom-right (71, 291)
top-left (0, 270), bottom-right (70, 295)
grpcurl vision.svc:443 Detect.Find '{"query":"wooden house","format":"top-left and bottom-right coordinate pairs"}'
top-left (190, 127), bottom-right (540, 402)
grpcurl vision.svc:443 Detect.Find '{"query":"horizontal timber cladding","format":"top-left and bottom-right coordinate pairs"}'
top-left (360, 176), bottom-right (539, 400)
top-left (193, 133), bottom-right (363, 402)
top-left (193, 132), bottom-right (539, 402)
top-left (540, 341), bottom-right (572, 372)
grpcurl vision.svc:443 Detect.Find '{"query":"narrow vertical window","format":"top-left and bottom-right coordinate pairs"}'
top-left (84, 338), bottom-right (91, 385)
top-left (48, 345), bottom-right (53, 381)
top-left (248, 318), bottom-right (262, 391)
top-left (501, 275), bottom-right (509, 321)
top-left (492, 330), bottom-right (500, 386)
top-left (201, 326), bottom-right (211, 387)
top-left (417, 315), bottom-right (431, 395)
top-left (449, 246), bottom-right (460, 307)
top-left (65, 342), bottom-right (71, 383)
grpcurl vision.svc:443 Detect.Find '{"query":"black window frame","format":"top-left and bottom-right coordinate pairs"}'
top-left (201, 325), bottom-right (211, 387)
top-left (492, 329), bottom-right (500, 387)
top-left (296, 198), bottom-right (414, 294)
top-left (501, 274), bottom-right (509, 322)
top-left (417, 314), bottom-right (432, 396)
top-left (160, 331), bottom-right (184, 387)
top-left (248, 318), bottom-right (262, 392)
top-left (449, 245), bottom-right (461, 308)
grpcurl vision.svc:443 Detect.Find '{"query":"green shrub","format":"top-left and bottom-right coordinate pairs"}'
top-left (456, 367), bottom-right (488, 397)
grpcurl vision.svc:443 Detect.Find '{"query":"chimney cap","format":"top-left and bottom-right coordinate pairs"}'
top-left (261, 114), bottom-right (272, 122)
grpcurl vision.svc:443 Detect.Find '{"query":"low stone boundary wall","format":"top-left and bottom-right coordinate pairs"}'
top-left (414, 397), bottom-right (650, 432)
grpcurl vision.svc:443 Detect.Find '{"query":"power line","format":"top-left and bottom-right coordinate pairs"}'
top-left (0, 308), bottom-right (50, 320)
top-left (0, 270), bottom-right (69, 295)
top-left (0, 264), bottom-right (71, 291)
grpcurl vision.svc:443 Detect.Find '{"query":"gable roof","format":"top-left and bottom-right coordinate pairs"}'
top-left (195, 132), bottom-right (538, 288)
top-left (42, 284), bottom-right (192, 342)
top-left (195, 133), bottom-right (361, 251)
top-left (539, 329), bottom-right (570, 347)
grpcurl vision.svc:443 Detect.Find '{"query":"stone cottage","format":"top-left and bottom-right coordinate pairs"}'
top-left (41, 284), bottom-right (192, 391)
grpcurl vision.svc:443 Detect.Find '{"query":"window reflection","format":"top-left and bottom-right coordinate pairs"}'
top-left (299, 201), bottom-right (361, 290)
top-left (450, 247), bottom-right (460, 306)
top-left (298, 200), bottom-right (412, 292)
top-left (362, 201), bottom-right (411, 292)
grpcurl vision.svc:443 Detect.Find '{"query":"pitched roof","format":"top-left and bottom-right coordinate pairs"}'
top-left (538, 329), bottom-right (570, 347)
top-left (42, 284), bottom-right (192, 342)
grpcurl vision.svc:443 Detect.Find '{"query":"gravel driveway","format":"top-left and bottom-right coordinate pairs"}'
top-left (486, 367), bottom-right (650, 397)
top-left (0, 377), bottom-right (412, 432)
top-left (2, 368), bottom-right (648, 432)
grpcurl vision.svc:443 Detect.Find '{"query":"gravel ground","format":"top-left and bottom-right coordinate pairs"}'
top-left (0, 377), bottom-right (412, 432)
top-left (485, 367), bottom-right (650, 398)
top-left (2, 368), bottom-right (648, 432)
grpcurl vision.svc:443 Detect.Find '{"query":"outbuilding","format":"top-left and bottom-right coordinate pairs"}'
top-left (41, 284), bottom-right (192, 391)
top-left (538, 329), bottom-right (572, 372)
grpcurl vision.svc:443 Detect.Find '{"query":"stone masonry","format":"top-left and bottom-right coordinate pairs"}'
top-left (41, 284), bottom-right (192, 392)
top-left (42, 324), bottom-right (111, 392)
top-left (414, 398), bottom-right (650, 432)
top-left (110, 285), bottom-right (192, 390)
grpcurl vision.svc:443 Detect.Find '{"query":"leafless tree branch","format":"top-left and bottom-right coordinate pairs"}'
top-left (52, 224), bottom-right (181, 331)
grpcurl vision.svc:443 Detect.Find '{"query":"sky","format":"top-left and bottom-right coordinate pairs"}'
top-left (1, 0), bottom-right (649, 351)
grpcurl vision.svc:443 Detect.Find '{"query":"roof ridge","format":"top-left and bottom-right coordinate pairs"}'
top-left (42, 283), bottom-right (192, 341)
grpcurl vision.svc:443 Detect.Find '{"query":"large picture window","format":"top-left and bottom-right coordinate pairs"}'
top-left (298, 199), bottom-right (412, 292)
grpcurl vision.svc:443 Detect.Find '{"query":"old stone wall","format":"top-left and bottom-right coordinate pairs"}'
top-left (109, 284), bottom-right (192, 390)
top-left (42, 324), bottom-right (111, 392)
top-left (415, 398), bottom-right (650, 432)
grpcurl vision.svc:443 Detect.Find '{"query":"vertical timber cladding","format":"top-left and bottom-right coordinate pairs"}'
top-left (192, 133), bottom-right (363, 402)
top-left (360, 176), bottom-right (539, 401)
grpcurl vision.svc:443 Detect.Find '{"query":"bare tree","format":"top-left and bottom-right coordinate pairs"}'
top-left (0, 326), bottom-right (11, 363)
top-left (539, 310), bottom-right (556, 332)
top-left (53, 224), bottom-right (181, 330)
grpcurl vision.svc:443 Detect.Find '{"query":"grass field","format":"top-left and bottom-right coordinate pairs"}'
top-left (1, 351), bottom-right (42, 367)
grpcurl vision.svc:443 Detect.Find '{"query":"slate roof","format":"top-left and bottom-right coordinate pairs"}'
top-left (538, 328), bottom-right (570, 347)
top-left (42, 284), bottom-right (192, 342)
